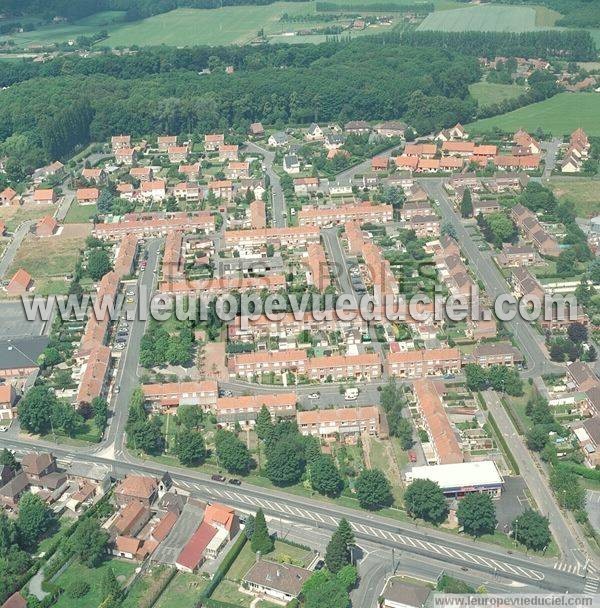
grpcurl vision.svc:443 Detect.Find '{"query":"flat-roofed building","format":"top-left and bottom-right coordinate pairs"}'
top-left (406, 460), bottom-right (504, 497)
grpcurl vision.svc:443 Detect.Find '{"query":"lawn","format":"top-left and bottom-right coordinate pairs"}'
top-left (211, 579), bottom-right (280, 608)
top-left (64, 203), bottom-right (97, 224)
top-left (418, 4), bottom-right (538, 32)
top-left (227, 540), bottom-right (314, 582)
top-left (54, 559), bottom-right (136, 608)
top-left (468, 93), bottom-right (600, 137)
top-left (469, 81), bottom-right (526, 107)
top-left (550, 178), bottom-right (600, 218)
top-left (155, 572), bottom-right (209, 608)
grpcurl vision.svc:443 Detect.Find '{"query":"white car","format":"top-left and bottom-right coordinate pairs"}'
top-left (0, 426), bottom-right (7, 432)
top-left (308, 393), bottom-right (320, 400)
top-left (126, 290), bottom-right (135, 296)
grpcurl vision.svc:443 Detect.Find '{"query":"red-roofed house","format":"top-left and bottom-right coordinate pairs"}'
top-left (204, 503), bottom-right (239, 539)
top-left (33, 188), bottom-right (56, 204)
top-left (36, 215), bottom-right (59, 237)
top-left (6, 269), bottom-right (33, 296)
top-left (0, 187), bottom-right (19, 206)
top-left (176, 522), bottom-right (217, 572)
top-left (1, 592), bottom-right (27, 608)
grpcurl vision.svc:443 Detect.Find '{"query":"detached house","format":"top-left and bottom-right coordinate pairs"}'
top-left (0, 187), bottom-right (19, 206)
top-left (305, 123), bottom-right (324, 141)
top-left (76, 187), bottom-right (100, 205)
top-left (204, 133), bottom-right (225, 151)
top-left (115, 148), bottom-right (136, 165)
top-left (33, 188), bottom-right (56, 204)
top-left (218, 144), bottom-right (239, 162)
top-left (6, 269), bottom-right (33, 296)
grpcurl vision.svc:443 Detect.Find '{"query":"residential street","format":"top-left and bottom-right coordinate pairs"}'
top-left (244, 141), bottom-right (286, 228)
top-left (483, 390), bottom-right (589, 568)
top-left (0, 220), bottom-right (34, 279)
top-left (420, 178), bottom-right (563, 377)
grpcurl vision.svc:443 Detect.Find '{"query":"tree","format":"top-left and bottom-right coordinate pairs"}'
top-left (304, 577), bottom-right (350, 608)
top-left (17, 385), bottom-right (57, 435)
top-left (567, 322), bottom-right (588, 344)
top-left (526, 425), bottom-right (549, 452)
top-left (177, 404), bottom-right (203, 430)
top-left (460, 188), bottom-right (473, 218)
top-left (512, 509), bottom-right (551, 552)
top-left (441, 222), bottom-right (457, 239)
top-left (266, 440), bottom-right (305, 487)
top-left (244, 514), bottom-right (255, 540)
top-left (51, 401), bottom-right (83, 436)
top-left (97, 189), bottom-right (114, 214)
top-left (549, 466), bottom-right (586, 511)
top-left (310, 455), bottom-right (343, 498)
top-left (556, 249), bottom-right (577, 278)
top-left (404, 479), bottom-right (449, 524)
top-left (215, 429), bottom-right (252, 474)
top-left (336, 564), bottom-right (358, 591)
top-left (457, 493), bottom-right (497, 537)
top-left (0, 448), bottom-right (18, 471)
top-left (464, 364), bottom-right (489, 392)
top-left (87, 249), bottom-right (111, 281)
top-left (66, 518), bottom-right (108, 567)
top-left (325, 530), bottom-right (350, 574)
top-left (100, 567), bottom-right (122, 604)
top-left (17, 493), bottom-right (54, 547)
top-left (337, 519), bottom-right (355, 550)
top-left (251, 508), bottom-right (274, 554)
top-left (355, 469), bottom-right (393, 511)
top-left (396, 418), bottom-right (414, 450)
top-left (92, 397), bottom-right (109, 431)
top-left (255, 405), bottom-right (273, 442)
top-left (174, 429), bottom-right (206, 466)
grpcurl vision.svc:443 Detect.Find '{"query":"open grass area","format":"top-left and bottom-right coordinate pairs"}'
top-left (8, 225), bottom-right (88, 296)
top-left (155, 572), bottom-right (208, 608)
top-left (550, 178), bottom-right (600, 218)
top-left (468, 93), bottom-right (600, 137)
top-left (211, 579), bottom-right (280, 608)
top-left (54, 559), bottom-right (136, 608)
top-left (64, 203), bottom-right (97, 224)
top-left (418, 4), bottom-right (537, 32)
top-left (0, 204), bottom-right (54, 232)
top-left (102, 4), bottom-right (316, 47)
top-left (469, 81), bottom-right (526, 107)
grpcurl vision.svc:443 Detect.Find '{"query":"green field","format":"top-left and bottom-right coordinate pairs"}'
top-left (418, 4), bottom-right (538, 32)
top-left (469, 81), bottom-right (526, 107)
top-left (468, 93), bottom-right (600, 137)
top-left (550, 178), bottom-right (600, 218)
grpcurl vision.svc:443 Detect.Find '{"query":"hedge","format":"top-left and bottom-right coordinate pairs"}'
top-left (197, 534), bottom-right (247, 603)
top-left (557, 461), bottom-right (600, 482)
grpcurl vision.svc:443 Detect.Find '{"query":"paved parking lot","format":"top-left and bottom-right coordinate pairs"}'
top-left (496, 476), bottom-right (531, 532)
top-left (0, 301), bottom-right (48, 338)
top-left (586, 491), bottom-right (600, 534)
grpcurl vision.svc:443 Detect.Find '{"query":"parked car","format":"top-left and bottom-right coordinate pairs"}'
top-left (211, 474), bottom-right (226, 482)
top-left (308, 393), bottom-right (320, 400)
top-left (228, 478), bottom-right (242, 486)
top-left (314, 560), bottom-right (325, 571)
top-left (408, 450), bottom-right (417, 463)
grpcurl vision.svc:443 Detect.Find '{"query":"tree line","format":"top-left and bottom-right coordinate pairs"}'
top-left (394, 29), bottom-right (597, 61)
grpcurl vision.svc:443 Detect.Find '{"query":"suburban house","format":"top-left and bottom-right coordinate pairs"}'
top-left (204, 133), bottom-right (225, 151)
top-left (35, 215), bottom-right (59, 237)
top-left (243, 559), bottom-right (312, 604)
top-left (0, 187), bottom-right (20, 206)
top-left (142, 380), bottom-right (218, 412)
top-left (387, 348), bottom-right (461, 378)
top-left (33, 188), bottom-right (56, 204)
top-left (0, 383), bottom-right (17, 420)
top-left (216, 392), bottom-right (297, 427)
top-left (6, 269), bottom-right (33, 296)
top-left (380, 579), bottom-right (432, 608)
top-left (114, 475), bottom-right (159, 507)
top-left (76, 187), bottom-right (100, 205)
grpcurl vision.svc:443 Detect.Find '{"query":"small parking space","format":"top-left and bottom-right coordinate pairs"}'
top-left (496, 476), bottom-right (531, 532)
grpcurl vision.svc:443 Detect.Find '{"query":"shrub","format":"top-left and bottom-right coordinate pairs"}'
top-left (67, 580), bottom-right (90, 598)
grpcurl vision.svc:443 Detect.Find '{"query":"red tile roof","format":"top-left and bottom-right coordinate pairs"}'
top-left (176, 522), bottom-right (217, 571)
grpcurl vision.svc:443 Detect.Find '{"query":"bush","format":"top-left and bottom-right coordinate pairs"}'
top-left (67, 580), bottom-right (90, 598)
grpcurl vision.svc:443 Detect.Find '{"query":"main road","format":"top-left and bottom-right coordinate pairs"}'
top-left (1, 433), bottom-right (596, 595)
top-left (420, 178), bottom-right (563, 377)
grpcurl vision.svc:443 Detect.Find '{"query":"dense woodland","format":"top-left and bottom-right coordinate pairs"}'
top-left (0, 41), bottom-right (480, 176)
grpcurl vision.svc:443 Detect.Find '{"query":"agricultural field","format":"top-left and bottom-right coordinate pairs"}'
top-left (468, 93), bottom-right (600, 137)
top-left (550, 178), bottom-right (600, 218)
top-left (417, 4), bottom-right (538, 33)
top-left (468, 81), bottom-right (526, 107)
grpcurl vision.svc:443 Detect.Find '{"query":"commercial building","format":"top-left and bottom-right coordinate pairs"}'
top-left (405, 461), bottom-right (504, 497)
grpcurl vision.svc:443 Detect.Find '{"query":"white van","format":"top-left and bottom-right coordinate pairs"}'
top-left (344, 388), bottom-right (359, 401)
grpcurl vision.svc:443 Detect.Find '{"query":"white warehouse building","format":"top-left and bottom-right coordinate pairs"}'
top-left (405, 461), bottom-right (504, 498)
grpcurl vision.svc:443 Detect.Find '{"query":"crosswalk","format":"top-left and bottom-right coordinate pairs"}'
top-left (192, 481), bottom-right (545, 582)
top-left (554, 561), bottom-right (581, 575)
top-left (584, 576), bottom-right (599, 595)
